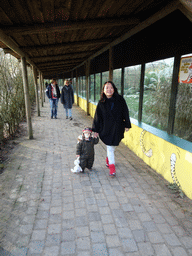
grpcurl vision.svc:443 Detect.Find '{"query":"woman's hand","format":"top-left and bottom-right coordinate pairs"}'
top-left (94, 132), bottom-right (99, 138)
top-left (125, 128), bottom-right (129, 132)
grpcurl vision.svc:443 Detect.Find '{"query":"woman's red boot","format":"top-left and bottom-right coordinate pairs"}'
top-left (106, 157), bottom-right (109, 168)
top-left (109, 164), bottom-right (116, 176)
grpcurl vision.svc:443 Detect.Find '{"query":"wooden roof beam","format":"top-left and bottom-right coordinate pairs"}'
top-left (40, 66), bottom-right (75, 72)
top-left (179, 0), bottom-right (192, 22)
top-left (2, 17), bottom-right (139, 35)
top-left (31, 51), bottom-right (95, 63)
top-left (36, 59), bottom-right (84, 68)
top-left (20, 38), bottom-right (112, 52)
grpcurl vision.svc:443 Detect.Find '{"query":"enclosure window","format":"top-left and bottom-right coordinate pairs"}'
top-left (142, 58), bottom-right (174, 130)
top-left (113, 68), bottom-right (121, 93)
top-left (102, 71), bottom-right (109, 85)
top-left (73, 77), bottom-right (76, 94)
top-left (82, 76), bottom-right (86, 98)
top-left (78, 76), bottom-right (82, 97)
top-left (174, 82), bottom-right (192, 142)
top-left (124, 65), bottom-right (141, 119)
top-left (89, 74), bottom-right (94, 102)
top-left (95, 73), bottom-right (101, 103)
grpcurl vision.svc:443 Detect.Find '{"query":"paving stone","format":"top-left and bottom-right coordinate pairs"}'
top-left (34, 219), bottom-right (48, 229)
top-left (148, 231), bottom-right (164, 243)
top-left (128, 220), bottom-right (143, 230)
top-left (99, 206), bottom-right (111, 215)
top-left (121, 238), bottom-right (138, 252)
top-left (118, 227), bottom-right (133, 239)
top-left (171, 247), bottom-right (189, 256)
top-left (28, 241), bottom-right (45, 254)
top-left (49, 214), bottom-right (62, 224)
top-left (63, 211), bottom-right (75, 219)
top-left (90, 221), bottom-right (103, 231)
top-left (60, 241), bottom-right (76, 254)
top-left (121, 203), bottom-right (134, 212)
top-left (142, 221), bottom-right (157, 232)
top-left (43, 246), bottom-right (60, 256)
top-left (179, 236), bottom-right (192, 248)
top-left (76, 226), bottom-right (89, 237)
top-left (103, 224), bottom-right (117, 235)
top-left (92, 243), bottom-right (108, 256)
top-left (45, 234), bottom-right (61, 246)
top-left (137, 242), bottom-right (154, 256)
top-left (91, 231), bottom-right (105, 243)
top-left (50, 207), bottom-right (62, 214)
top-left (88, 211), bottom-right (101, 221)
top-left (163, 233), bottom-right (182, 246)
top-left (77, 251), bottom-right (91, 256)
top-left (75, 216), bottom-right (88, 226)
top-left (20, 224), bottom-right (33, 235)
top-left (62, 229), bottom-right (76, 241)
top-left (47, 224), bottom-right (61, 234)
top-left (76, 237), bottom-right (91, 250)
top-left (108, 247), bottom-right (125, 256)
top-left (101, 214), bottom-right (114, 224)
top-left (31, 230), bottom-right (46, 240)
top-left (153, 244), bottom-right (172, 256)
top-left (106, 235), bottom-right (121, 247)
top-left (132, 230), bottom-right (147, 243)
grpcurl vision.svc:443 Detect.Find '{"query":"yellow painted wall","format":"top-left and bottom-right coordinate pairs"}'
top-left (78, 97), bottom-right (87, 112)
top-left (123, 123), bottom-right (192, 199)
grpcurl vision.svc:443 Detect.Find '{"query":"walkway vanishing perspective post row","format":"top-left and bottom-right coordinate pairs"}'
top-left (0, 100), bottom-right (192, 256)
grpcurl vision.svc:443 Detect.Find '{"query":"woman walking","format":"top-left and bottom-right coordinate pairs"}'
top-left (92, 81), bottom-right (131, 176)
top-left (61, 80), bottom-right (74, 120)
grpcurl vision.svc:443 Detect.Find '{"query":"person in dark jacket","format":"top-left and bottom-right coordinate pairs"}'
top-left (92, 81), bottom-right (131, 176)
top-left (46, 79), bottom-right (60, 119)
top-left (76, 127), bottom-right (99, 173)
top-left (61, 79), bottom-right (74, 120)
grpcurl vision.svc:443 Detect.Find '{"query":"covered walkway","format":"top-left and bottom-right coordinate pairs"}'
top-left (0, 100), bottom-right (192, 256)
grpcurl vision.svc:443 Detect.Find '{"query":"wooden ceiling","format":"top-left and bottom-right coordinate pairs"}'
top-left (0, 0), bottom-right (192, 78)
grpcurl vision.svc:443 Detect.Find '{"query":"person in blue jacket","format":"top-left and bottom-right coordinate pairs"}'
top-left (92, 81), bottom-right (131, 176)
top-left (46, 79), bottom-right (60, 119)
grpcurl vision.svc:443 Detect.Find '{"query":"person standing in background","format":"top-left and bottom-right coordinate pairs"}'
top-left (46, 79), bottom-right (60, 119)
top-left (61, 79), bottom-right (74, 120)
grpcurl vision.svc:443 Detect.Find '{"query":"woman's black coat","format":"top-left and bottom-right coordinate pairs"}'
top-left (61, 85), bottom-right (74, 109)
top-left (92, 94), bottom-right (131, 146)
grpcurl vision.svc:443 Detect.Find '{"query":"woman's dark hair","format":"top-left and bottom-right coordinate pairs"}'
top-left (100, 81), bottom-right (119, 102)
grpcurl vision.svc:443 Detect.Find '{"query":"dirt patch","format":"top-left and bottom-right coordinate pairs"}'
top-left (0, 122), bottom-right (27, 174)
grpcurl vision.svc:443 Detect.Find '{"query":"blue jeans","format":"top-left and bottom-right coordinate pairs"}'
top-left (64, 107), bottom-right (72, 118)
top-left (49, 99), bottom-right (58, 118)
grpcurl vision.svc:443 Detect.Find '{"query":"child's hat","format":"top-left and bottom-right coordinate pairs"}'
top-left (83, 127), bottom-right (92, 132)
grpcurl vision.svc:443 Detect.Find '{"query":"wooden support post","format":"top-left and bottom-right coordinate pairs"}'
top-left (32, 67), bottom-right (40, 116)
top-left (121, 67), bottom-right (124, 96)
top-left (42, 75), bottom-right (45, 103)
top-left (21, 57), bottom-right (33, 139)
top-left (40, 72), bottom-right (44, 107)
top-left (167, 54), bottom-right (181, 134)
top-left (109, 46), bottom-right (113, 81)
top-left (100, 72), bottom-right (102, 92)
top-left (138, 63), bottom-right (145, 123)
top-left (94, 73), bottom-right (96, 102)
top-left (86, 60), bottom-right (90, 115)
top-left (76, 69), bottom-right (79, 106)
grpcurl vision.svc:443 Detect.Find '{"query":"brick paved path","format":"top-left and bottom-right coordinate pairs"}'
top-left (0, 100), bottom-right (192, 256)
